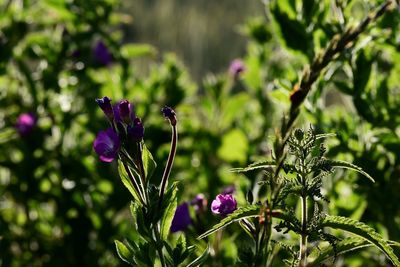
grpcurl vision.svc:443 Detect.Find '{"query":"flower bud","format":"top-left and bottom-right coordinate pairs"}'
top-left (95, 96), bottom-right (114, 120)
top-left (294, 129), bottom-right (304, 141)
top-left (93, 41), bottom-right (112, 66)
top-left (127, 118), bottom-right (144, 142)
top-left (118, 100), bottom-right (133, 124)
top-left (161, 106), bottom-right (177, 126)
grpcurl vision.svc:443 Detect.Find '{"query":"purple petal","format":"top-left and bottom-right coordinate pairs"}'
top-left (211, 194), bottom-right (237, 216)
top-left (93, 128), bottom-right (120, 162)
top-left (171, 203), bottom-right (192, 233)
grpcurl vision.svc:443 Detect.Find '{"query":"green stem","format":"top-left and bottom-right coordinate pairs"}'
top-left (299, 195), bottom-right (308, 267)
top-left (158, 124), bottom-right (177, 207)
top-left (272, 0), bottom-right (394, 196)
top-left (153, 225), bottom-right (167, 267)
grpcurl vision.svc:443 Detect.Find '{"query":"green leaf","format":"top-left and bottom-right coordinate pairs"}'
top-left (315, 133), bottom-right (336, 140)
top-left (230, 160), bottom-right (276, 173)
top-left (121, 44), bottom-right (157, 58)
top-left (353, 50), bottom-right (373, 95)
top-left (187, 245), bottom-right (210, 267)
top-left (198, 205), bottom-right (260, 239)
top-left (329, 160), bottom-right (375, 182)
top-left (115, 240), bottom-right (135, 265)
top-left (142, 144), bottom-right (157, 181)
top-left (308, 237), bottom-right (370, 267)
top-left (271, 2), bottom-right (311, 55)
top-left (130, 202), bottom-right (152, 243)
top-left (217, 129), bottom-right (249, 163)
top-left (322, 215), bottom-right (400, 266)
top-left (221, 93), bottom-right (251, 128)
top-left (118, 160), bottom-right (143, 204)
top-left (160, 183), bottom-right (178, 240)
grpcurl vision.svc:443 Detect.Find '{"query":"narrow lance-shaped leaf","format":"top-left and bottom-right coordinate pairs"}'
top-left (160, 182), bottom-right (178, 240)
top-left (118, 160), bottom-right (144, 204)
top-left (230, 160), bottom-right (276, 173)
top-left (329, 160), bottom-right (375, 182)
top-left (142, 143), bottom-right (157, 181)
top-left (198, 205), bottom-right (260, 239)
top-left (187, 245), bottom-right (210, 267)
top-left (315, 133), bottom-right (336, 140)
top-left (321, 215), bottom-right (400, 266)
top-left (115, 240), bottom-right (135, 266)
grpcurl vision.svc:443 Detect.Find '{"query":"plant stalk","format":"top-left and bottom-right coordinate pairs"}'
top-left (158, 124), bottom-right (177, 207)
top-left (271, 0), bottom-right (394, 194)
top-left (153, 225), bottom-right (167, 267)
top-left (299, 195), bottom-right (308, 267)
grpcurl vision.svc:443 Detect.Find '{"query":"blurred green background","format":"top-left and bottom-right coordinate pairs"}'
top-left (1, 0), bottom-right (399, 266)
top-left (121, 0), bottom-right (263, 80)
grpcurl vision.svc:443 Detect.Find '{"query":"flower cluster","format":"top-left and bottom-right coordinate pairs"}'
top-left (93, 97), bottom-right (144, 162)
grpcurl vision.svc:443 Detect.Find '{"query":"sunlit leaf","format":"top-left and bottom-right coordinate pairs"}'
top-left (198, 205), bottom-right (260, 239)
top-left (115, 240), bottom-right (135, 265)
top-left (322, 215), bottom-right (400, 266)
top-left (329, 160), bottom-right (375, 182)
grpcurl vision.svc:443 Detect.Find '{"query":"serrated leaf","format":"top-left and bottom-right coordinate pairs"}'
top-left (160, 183), bottom-right (178, 240)
top-left (198, 205), bottom-right (260, 239)
top-left (329, 160), bottom-right (375, 182)
top-left (115, 240), bottom-right (135, 265)
top-left (230, 160), bottom-right (276, 173)
top-left (308, 237), bottom-right (370, 267)
top-left (142, 144), bottom-right (157, 181)
top-left (187, 245), bottom-right (210, 267)
top-left (322, 215), bottom-right (400, 266)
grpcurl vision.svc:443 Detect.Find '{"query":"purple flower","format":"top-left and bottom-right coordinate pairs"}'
top-left (211, 194), bottom-right (237, 216)
top-left (94, 41), bottom-right (112, 66)
top-left (117, 100), bottom-right (133, 123)
top-left (93, 128), bottom-right (120, 162)
top-left (161, 106), bottom-right (177, 126)
top-left (96, 96), bottom-right (114, 120)
top-left (16, 113), bottom-right (37, 136)
top-left (191, 194), bottom-right (207, 213)
top-left (127, 118), bottom-right (144, 142)
top-left (229, 59), bottom-right (245, 78)
top-left (171, 203), bottom-right (192, 233)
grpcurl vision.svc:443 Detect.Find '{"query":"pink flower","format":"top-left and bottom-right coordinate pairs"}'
top-left (229, 59), bottom-right (245, 78)
top-left (211, 194), bottom-right (237, 216)
top-left (16, 113), bottom-right (37, 136)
